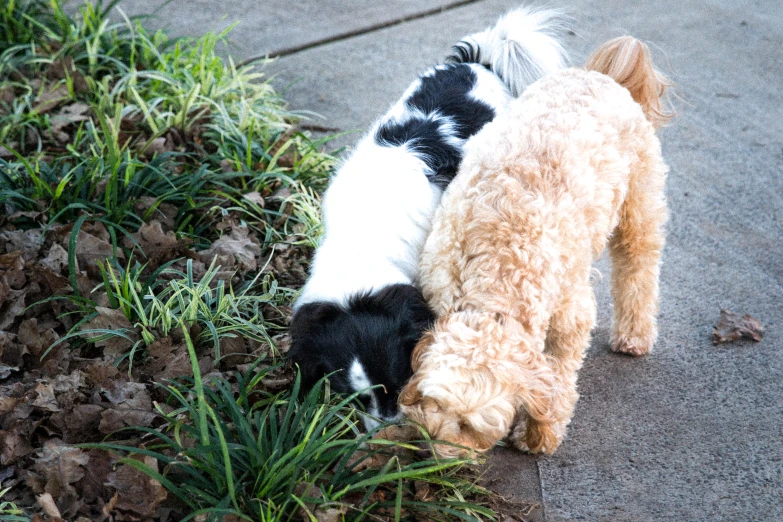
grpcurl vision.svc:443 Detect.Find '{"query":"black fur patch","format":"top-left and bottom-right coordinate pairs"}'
top-left (448, 40), bottom-right (482, 65)
top-left (288, 284), bottom-right (434, 420)
top-left (374, 64), bottom-right (496, 190)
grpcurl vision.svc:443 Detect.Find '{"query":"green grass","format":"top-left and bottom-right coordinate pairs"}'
top-left (87, 349), bottom-right (494, 522)
top-left (0, 484), bottom-right (28, 522)
top-left (48, 257), bottom-right (292, 368)
top-left (0, 0), bottom-right (335, 245)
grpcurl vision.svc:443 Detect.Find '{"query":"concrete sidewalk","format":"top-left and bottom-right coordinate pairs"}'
top-left (93, 1), bottom-right (783, 520)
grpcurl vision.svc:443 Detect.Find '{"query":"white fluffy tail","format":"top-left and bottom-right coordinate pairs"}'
top-left (449, 6), bottom-right (569, 97)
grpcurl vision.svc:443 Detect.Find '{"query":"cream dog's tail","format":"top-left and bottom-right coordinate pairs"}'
top-left (585, 36), bottom-right (674, 128)
top-left (449, 6), bottom-right (569, 97)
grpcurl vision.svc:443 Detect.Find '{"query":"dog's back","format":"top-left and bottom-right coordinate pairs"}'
top-left (421, 38), bottom-right (674, 326)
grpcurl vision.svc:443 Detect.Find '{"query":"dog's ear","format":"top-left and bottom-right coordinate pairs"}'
top-left (398, 379), bottom-right (423, 407)
top-left (293, 356), bottom-right (334, 393)
top-left (289, 302), bottom-right (343, 361)
top-left (288, 302), bottom-right (344, 391)
top-left (290, 302), bottom-right (343, 342)
top-left (410, 330), bottom-right (435, 371)
top-left (352, 284), bottom-right (434, 328)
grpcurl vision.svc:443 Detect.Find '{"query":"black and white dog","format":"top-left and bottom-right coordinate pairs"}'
top-left (289, 7), bottom-right (568, 428)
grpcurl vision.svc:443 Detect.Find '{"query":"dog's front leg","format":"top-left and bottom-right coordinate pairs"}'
top-left (510, 279), bottom-right (595, 455)
top-left (504, 349), bottom-right (562, 455)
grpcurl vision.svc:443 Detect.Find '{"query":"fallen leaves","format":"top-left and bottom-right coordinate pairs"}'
top-left (97, 380), bottom-right (156, 434)
top-left (713, 309), bottom-right (764, 345)
top-left (126, 220), bottom-right (181, 263)
top-left (81, 306), bottom-right (138, 358)
top-left (105, 455), bottom-right (168, 518)
top-left (28, 441), bottom-right (90, 518)
top-left (346, 423), bottom-right (421, 472)
top-left (198, 225), bottom-right (262, 272)
top-left (71, 223), bottom-right (124, 277)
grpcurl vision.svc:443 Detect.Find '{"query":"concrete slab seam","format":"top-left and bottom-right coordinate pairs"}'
top-left (237, 0), bottom-right (486, 65)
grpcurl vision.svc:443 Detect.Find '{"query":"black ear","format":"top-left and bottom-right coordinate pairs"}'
top-left (350, 284), bottom-right (435, 327)
top-left (287, 302), bottom-right (343, 393)
top-left (381, 284), bottom-right (435, 331)
top-left (294, 357), bottom-right (332, 393)
top-left (289, 302), bottom-right (343, 345)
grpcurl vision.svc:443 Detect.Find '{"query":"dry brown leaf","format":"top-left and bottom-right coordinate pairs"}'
top-left (313, 505), bottom-right (349, 522)
top-left (346, 423), bottom-right (420, 471)
top-left (1, 230), bottom-right (42, 261)
top-left (0, 395), bottom-right (19, 414)
top-left (44, 57), bottom-right (88, 93)
top-left (73, 449), bottom-right (117, 506)
top-left (17, 318), bottom-right (60, 358)
top-left (37, 492), bottom-right (63, 518)
top-left (31, 441), bottom-right (89, 505)
top-left (143, 136), bottom-right (174, 157)
top-left (98, 380), bottom-right (156, 434)
top-left (0, 363), bottom-right (18, 380)
top-left (198, 226), bottom-right (261, 272)
top-left (39, 243), bottom-right (69, 273)
top-left (32, 382), bottom-right (60, 412)
top-left (243, 191), bottom-right (265, 208)
top-left (293, 482), bottom-right (324, 522)
top-left (140, 337), bottom-right (191, 381)
top-left (81, 307), bottom-right (138, 357)
top-left (713, 309), bottom-right (764, 345)
top-left (375, 423), bottom-right (421, 442)
top-left (106, 457), bottom-right (167, 517)
top-left (127, 220), bottom-right (180, 262)
top-left (102, 491), bottom-right (119, 520)
top-left (50, 404), bottom-right (104, 443)
top-left (0, 85), bottom-right (14, 104)
top-left (218, 334), bottom-right (248, 370)
top-left (0, 250), bottom-right (25, 272)
top-left (0, 429), bottom-right (33, 465)
top-left (0, 277), bottom-right (26, 330)
top-left (70, 229), bottom-right (121, 276)
top-left (84, 362), bottom-right (120, 387)
top-left (414, 480), bottom-right (434, 502)
top-left (49, 103), bottom-right (91, 142)
top-left (133, 197), bottom-right (178, 230)
top-left (33, 84), bottom-right (71, 115)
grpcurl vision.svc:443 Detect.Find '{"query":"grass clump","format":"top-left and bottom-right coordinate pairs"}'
top-left (0, 0), bottom-right (334, 245)
top-left (0, 484), bottom-right (27, 521)
top-left (92, 355), bottom-right (493, 522)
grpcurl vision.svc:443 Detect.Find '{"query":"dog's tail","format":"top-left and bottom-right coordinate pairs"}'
top-left (585, 36), bottom-right (674, 128)
top-left (448, 6), bottom-right (568, 97)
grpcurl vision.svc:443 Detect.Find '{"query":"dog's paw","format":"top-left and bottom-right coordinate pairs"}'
top-left (611, 335), bottom-right (653, 357)
top-left (523, 421), bottom-right (564, 455)
top-left (509, 436), bottom-right (531, 453)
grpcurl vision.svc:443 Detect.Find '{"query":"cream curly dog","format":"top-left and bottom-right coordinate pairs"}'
top-left (399, 36), bottom-right (673, 458)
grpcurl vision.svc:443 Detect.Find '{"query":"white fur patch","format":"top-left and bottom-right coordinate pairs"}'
top-left (349, 358), bottom-right (372, 390)
top-left (348, 358), bottom-right (381, 422)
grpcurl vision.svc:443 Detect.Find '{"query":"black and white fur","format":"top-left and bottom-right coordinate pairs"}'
top-left (289, 6), bottom-right (568, 429)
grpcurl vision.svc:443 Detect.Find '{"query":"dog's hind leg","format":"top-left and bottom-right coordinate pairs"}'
top-left (608, 139), bottom-right (668, 356)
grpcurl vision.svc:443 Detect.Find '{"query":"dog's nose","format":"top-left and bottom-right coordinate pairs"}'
top-left (414, 441), bottom-right (433, 459)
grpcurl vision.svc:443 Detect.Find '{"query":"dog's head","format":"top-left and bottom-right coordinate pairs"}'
top-left (399, 311), bottom-right (552, 458)
top-left (288, 284), bottom-right (434, 427)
